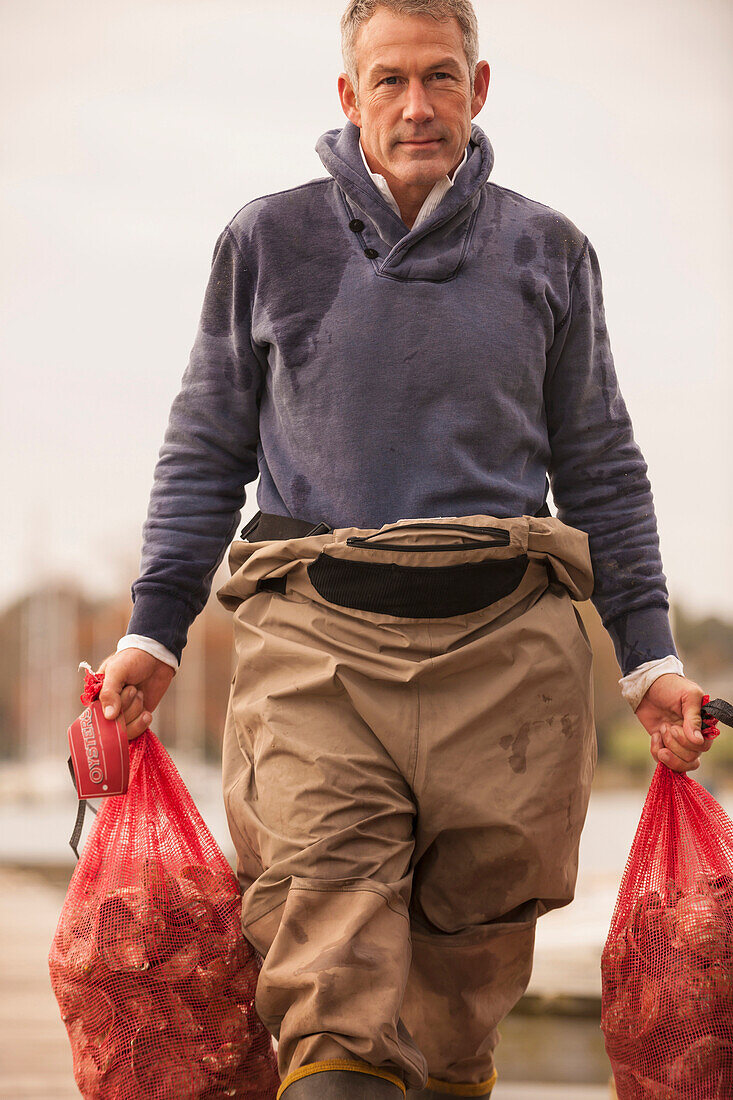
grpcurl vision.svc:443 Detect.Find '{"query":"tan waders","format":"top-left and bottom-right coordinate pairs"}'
top-left (217, 514), bottom-right (596, 1097)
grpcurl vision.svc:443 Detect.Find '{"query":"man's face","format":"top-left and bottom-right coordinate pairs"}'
top-left (339, 8), bottom-right (489, 190)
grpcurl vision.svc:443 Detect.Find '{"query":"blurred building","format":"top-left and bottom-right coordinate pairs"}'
top-left (0, 579), bottom-right (731, 773)
top-left (0, 578), bottom-right (235, 764)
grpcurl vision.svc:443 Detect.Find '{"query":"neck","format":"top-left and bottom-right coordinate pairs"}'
top-left (391, 182), bottom-right (433, 229)
top-left (361, 143), bottom-right (464, 229)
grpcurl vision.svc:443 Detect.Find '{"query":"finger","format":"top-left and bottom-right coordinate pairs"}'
top-left (661, 721), bottom-right (701, 761)
top-left (651, 732), bottom-right (667, 763)
top-left (650, 732), bottom-right (668, 764)
top-left (681, 694), bottom-right (705, 747)
top-left (665, 714), bottom-right (702, 754)
top-left (99, 667), bottom-right (128, 720)
top-left (114, 684), bottom-right (137, 725)
top-left (125, 708), bottom-right (152, 741)
top-left (122, 691), bottom-right (145, 726)
top-left (660, 723), bottom-right (700, 764)
top-left (658, 747), bottom-right (700, 773)
top-left (120, 685), bottom-right (137, 710)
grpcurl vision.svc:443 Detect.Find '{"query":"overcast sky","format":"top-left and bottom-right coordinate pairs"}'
top-left (1, 0), bottom-right (731, 622)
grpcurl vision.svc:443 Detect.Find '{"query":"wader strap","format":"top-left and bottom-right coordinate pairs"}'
top-left (241, 511), bottom-right (331, 541)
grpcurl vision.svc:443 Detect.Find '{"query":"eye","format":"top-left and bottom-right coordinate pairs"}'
top-left (431, 72), bottom-right (452, 80)
top-left (380, 76), bottom-right (399, 85)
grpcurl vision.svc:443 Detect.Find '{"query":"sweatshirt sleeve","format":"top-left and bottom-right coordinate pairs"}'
top-left (125, 226), bottom-right (264, 661)
top-left (544, 235), bottom-right (678, 676)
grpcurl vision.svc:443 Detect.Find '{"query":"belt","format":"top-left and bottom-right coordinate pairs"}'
top-left (240, 499), bottom-right (551, 543)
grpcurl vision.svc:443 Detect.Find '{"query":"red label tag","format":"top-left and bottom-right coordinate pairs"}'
top-left (67, 700), bottom-right (130, 799)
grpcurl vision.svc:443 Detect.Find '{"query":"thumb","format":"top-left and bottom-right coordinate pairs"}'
top-left (682, 694), bottom-right (704, 746)
top-left (98, 666), bottom-right (126, 720)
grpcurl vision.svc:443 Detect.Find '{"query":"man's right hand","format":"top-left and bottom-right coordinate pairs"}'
top-left (96, 649), bottom-right (176, 741)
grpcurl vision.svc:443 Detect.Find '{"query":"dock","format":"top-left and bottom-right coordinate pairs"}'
top-left (0, 864), bottom-right (612, 1099)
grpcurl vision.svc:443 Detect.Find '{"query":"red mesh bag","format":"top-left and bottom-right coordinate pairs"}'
top-left (49, 670), bottom-right (280, 1099)
top-left (601, 699), bottom-right (733, 1099)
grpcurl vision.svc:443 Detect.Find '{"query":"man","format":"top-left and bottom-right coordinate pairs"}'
top-left (98, 2), bottom-right (714, 1097)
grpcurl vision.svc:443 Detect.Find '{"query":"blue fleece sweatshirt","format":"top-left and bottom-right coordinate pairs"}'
top-left (127, 120), bottom-right (677, 676)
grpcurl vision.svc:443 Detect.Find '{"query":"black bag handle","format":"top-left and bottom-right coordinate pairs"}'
top-left (67, 754), bottom-right (97, 860)
top-left (67, 661), bottom-right (103, 858)
top-left (701, 697), bottom-right (733, 730)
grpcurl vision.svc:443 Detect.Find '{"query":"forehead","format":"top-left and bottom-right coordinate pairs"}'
top-left (355, 7), bottom-right (466, 71)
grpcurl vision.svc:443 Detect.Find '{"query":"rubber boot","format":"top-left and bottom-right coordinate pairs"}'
top-left (282, 1068), bottom-right (405, 1098)
top-left (406, 1085), bottom-right (495, 1099)
top-left (406, 1091), bottom-right (452, 1099)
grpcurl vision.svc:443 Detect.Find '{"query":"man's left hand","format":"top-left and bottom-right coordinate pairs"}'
top-left (634, 673), bottom-right (713, 773)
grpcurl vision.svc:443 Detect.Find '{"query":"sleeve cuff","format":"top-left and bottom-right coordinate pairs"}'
top-left (618, 654), bottom-right (684, 712)
top-left (117, 634), bottom-right (179, 671)
top-left (125, 587), bottom-right (196, 664)
top-left (603, 603), bottom-right (678, 677)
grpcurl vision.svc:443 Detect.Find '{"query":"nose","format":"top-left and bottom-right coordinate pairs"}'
top-left (402, 78), bottom-right (435, 125)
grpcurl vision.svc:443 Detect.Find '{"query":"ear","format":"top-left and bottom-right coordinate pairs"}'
top-left (470, 60), bottom-right (490, 119)
top-left (338, 72), bottom-right (362, 127)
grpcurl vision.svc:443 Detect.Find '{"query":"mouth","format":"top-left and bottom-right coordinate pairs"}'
top-left (399, 138), bottom-right (443, 151)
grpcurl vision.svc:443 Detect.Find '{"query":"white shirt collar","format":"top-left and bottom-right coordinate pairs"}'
top-left (358, 139), bottom-right (469, 230)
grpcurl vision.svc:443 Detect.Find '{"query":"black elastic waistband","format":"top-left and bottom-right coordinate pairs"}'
top-left (241, 500), bottom-right (551, 543)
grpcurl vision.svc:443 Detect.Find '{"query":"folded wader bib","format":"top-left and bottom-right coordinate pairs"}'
top-left (217, 513), bottom-right (596, 1094)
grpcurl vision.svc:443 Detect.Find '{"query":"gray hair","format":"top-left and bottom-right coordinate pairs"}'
top-left (341, 0), bottom-right (479, 95)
